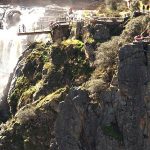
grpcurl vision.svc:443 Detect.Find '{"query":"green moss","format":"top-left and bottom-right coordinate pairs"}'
top-left (36, 87), bottom-right (67, 109)
top-left (18, 80), bottom-right (44, 108)
top-left (43, 62), bottom-right (51, 70)
top-left (102, 125), bottom-right (123, 141)
top-left (26, 42), bottom-right (50, 65)
top-left (26, 51), bottom-right (41, 61)
top-left (23, 43), bottom-right (51, 83)
top-left (20, 86), bottom-right (36, 105)
top-left (43, 62), bottom-right (54, 74)
top-left (26, 49), bottom-right (49, 64)
top-left (86, 37), bottom-right (95, 44)
top-left (9, 76), bottom-right (30, 114)
top-left (50, 41), bottom-right (93, 85)
top-left (41, 51), bottom-right (49, 63)
top-left (9, 39), bottom-right (93, 114)
top-left (61, 39), bottom-right (84, 49)
top-left (9, 89), bottom-right (20, 114)
top-left (16, 76), bottom-right (29, 89)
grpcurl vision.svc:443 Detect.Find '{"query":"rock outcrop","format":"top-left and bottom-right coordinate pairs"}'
top-left (118, 42), bottom-right (150, 150)
top-left (0, 15), bottom-right (149, 150)
top-left (51, 23), bottom-right (71, 42)
top-left (0, 87), bottom-right (67, 150)
top-left (55, 88), bottom-right (90, 150)
top-left (6, 40), bottom-right (92, 115)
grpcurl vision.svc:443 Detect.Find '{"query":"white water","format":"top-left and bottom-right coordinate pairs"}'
top-left (0, 4), bottom-right (68, 98)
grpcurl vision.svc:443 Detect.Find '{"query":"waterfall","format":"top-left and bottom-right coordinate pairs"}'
top-left (0, 4), bottom-right (68, 99)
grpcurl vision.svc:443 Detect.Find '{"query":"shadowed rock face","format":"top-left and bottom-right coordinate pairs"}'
top-left (55, 88), bottom-right (90, 150)
top-left (118, 42), bottom-right (150, 150)
top-left (51, 24), bottom-right (71, 42)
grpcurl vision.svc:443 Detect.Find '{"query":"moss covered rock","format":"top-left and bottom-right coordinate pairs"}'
top-left (8, 40), bottom-right (93, 115)
top-left (0, 87), bottom-right (67, 150)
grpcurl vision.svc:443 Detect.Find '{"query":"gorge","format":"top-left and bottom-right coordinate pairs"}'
top-left (0, 1), bottom-right (149, 150)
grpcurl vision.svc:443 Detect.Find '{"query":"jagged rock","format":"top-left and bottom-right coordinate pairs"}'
top-left (118, 42), bottom-right (150, 150)
top-left (75, 21), bottom-right (84, 40)
top-left (51, 24), bottom-right (71, 42)
top-left (0, 88), bottom-right (67, 150)
top-left (93, 24), bottom-right (110, 41)
top-left (0, 15), bottom-right (149, 150)
top-left (84, 23), bottom-right (110, 42)
top-left (84, 42), bottom-right (95, 62)
top-left (55, 88), bottom-right (90, 150)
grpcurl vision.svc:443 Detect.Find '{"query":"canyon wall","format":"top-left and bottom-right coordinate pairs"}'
top-left (0, 15), bottom-right (149, 150)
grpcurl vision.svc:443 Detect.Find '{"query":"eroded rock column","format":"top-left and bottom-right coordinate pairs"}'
top-left (118, 42), bottom-right (150, 150)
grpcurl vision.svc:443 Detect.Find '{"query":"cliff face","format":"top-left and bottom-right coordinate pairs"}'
top-left (118, 42), bottom-right (150, 150)
top-left (0, 15), bottom-right (149, 150)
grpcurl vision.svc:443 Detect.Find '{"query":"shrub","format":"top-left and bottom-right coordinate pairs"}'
top-left (121, 15), bottom-right (149, 43)
top-left (95, 37), bottom-right (119, 71)
top-left (9, 76), bottom-right (30, 114)
top-left (86, 37), bottom-right (95, 44)
top-left (61, 39), bottom-right (84, 49)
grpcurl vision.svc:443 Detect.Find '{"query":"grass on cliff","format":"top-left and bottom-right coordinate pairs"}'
top-left (9, 39), bottom-right (94, 115)
top-left (9, 15), bottom-right (149, 116)
top-left (9, 42), bottom-right (52, 115)
top-left (1, 87), bottom-right (68, 150)
top-left (121, 15), bottom-right (149, 43)
top-left (93, 15), bottom-right (149, 80)
top-left (85, 15), bottom-right (149, 101)
top-left (9, 76), bottom-right (30, 115)
top-left (92, 36), bottom-right (119, 83)
top-left (36, 87), bottom-right (68, 109)
top-left (86, 37), bottom-right (95, 44)
top-left (1, 13), bottom-right (149, 149)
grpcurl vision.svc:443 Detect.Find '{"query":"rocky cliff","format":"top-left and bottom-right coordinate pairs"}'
top-left (0, 15), bottom-right (149, 150)
top-left (118, 42), bottom-right (150, 150)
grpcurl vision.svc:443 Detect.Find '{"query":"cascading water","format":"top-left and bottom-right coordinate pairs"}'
top-left (0, 4), bottom-right (68, 99)
top-left (0, 27), bottom-right (25, 95)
